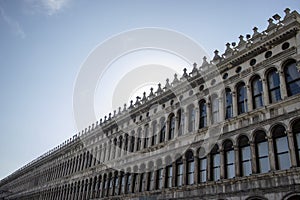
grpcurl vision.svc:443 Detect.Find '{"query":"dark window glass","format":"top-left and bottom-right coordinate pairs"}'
top-left (157, 169), bottom-right (163, 189)
top-left (237, 82), bottom-right (248, 114)
top-left (225, 89), bottom-right (233, 119)
top-left (186, 151), bottom-right (195, 185)
top-left (160, 118), bottom-right (166, 143)
top-left (255, 131), bottom-right (270, 173)
top-left (199, 100), bottom-right (207, 128)
top-left (176, 158), bottom-right (183, 187)
top-left (211, 145), bottom-right (220, 181)
top-left (239, 136), bottom-right (252, 176)
top-left (152, 122), bottom-right (157, 146)
top-left (169, 114), bottom-right (175, 139)
top-left (273, 125), bottom-right (291, 170)
top-left (166, 165), bottom-right (173, 188)
top-left (144, 125), bottom-right (149, 148)
top-left (224, 141), bottom-right (235, 179)
top-left (267, 69), bottom-right (281, 103)
top-left (148, 171), bottom-right (154, 191)
top-left (252, 76), bottom-right (264, 109)
top-left (199, 156), bottom-right (207, 183)
top-left (284, 61), bottom-right (300, 96)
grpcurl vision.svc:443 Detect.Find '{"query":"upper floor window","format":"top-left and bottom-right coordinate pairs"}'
top-left (238, 136), bottom-right (252, 176)
top-left (198, 148), bottom-right (207, 183)
top-left (169, 114), bottom-right (175, 140)
top-left (267, 68), bottom-right (281, 103)
top-left (178, 109), bottom-right (185, 136)
top-left (140, 173), bottom-right (146, 192)
top-left (224, 140), bottom-right (235, 179)
top-left (252, 76), bottom-right (264, 109)
top-left (186, 151), bottom-right (195, 185)
top-left (120, 173), bottom-right (125, 194)
top-left (114, 175), bottom-right (119, 195)
top-left (151, 121), bottom-right (157, 146)
top-left (156, 168), bottom-right (163, 189)
top-left (211, 95), bottom-right (219, 124)
top-left (225, 88), bottom-right (233, 119)
top-left (166, 165), bottom-right (173, 188)
top-left (148, 171), bottom-right (154, 191)
top-left (159, 117), bottom-right (166, 143)
top-left (188, 104), bottom-right (196, 132)
top-left (237, 82), bottom-right (248, 114)
top-left (255, 131), bottom-right (270, 173)
top-left (126, 174), bottom-right (132, 194)
top-left (284, 60), bottom-right (300, 96)
top-left (199, 100), bottom-right (207, 128)
top-left (272, 125), bottom-right (290, 170)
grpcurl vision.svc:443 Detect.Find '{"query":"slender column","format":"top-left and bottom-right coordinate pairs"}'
top-left (174, 114), bottom-right (179, 138)
top-left (220, 149), bottom-right (225, 179)
top-left (232, 92), bottom-right (237, 117)
top-left (194, 106), bottom-right (199, 131)
top-left (219, 97), bottom-right (224, 122)
top-left (262, 78), bottom-right (269, 106)
top-left (184, 107), bottom-right (189, 134)
top-left (250, 142), bottom-right (257, 174)
top-left (156, 122), bottom-right (161, 144)
top-left (279, 70), bottom-right (288, 99)
top-left (268, 136), bottom-right (276, 170)
top-left (182, 157), bottom-right (187, 186)
top-left (194, 156), bottom-right (199, 184)
top-left (287, 130), bottom-right (297, 167)
top-left (166, 118), bottom-right (170, 140)
top-left (141, 128), bottom-right (145, 149)
top-left (207, 102), bottom-right (212, 126)
top-left (207, 153), bottom-right (211, 181)
top-left (234, 146), bottom-right (240, 177)
top-left (172, 162), bottom-right (176, 187)
top-left (246, 85), bottom-right (252, 112)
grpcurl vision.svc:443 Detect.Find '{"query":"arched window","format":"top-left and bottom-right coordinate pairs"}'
top-left (211, 95), bottom-right (219, 124)
top-left (188, 105), bottom-right (196, 132)
top-left (186, 151), bottom-right (195, 185)
top-left (136, 128), bottom-right (142, 151)
top-left (267, 68), bottom-right (281, 103)
top-left (272, 125), bottom-right (291, 170)
top-left (198, 148), bottom-right (207, 183)
top-left (151, 121), bottom-right (157, 146)
top-left (292, 119), bottom-right (300, 166)
top-left (144, 124), bottom-right (149, 148)
top-left (211, 145), bottom-right (220, 181)
top-left (178, 109), bottom-right (185, 136)
top-left (224, 140), bottom-right (235, 179)
top-left (166, 165), bottom-right (173, 188)
top-left (176, 157), bottom-right (183, 187)
top-left (169, 114), bottom-right (175, 140)
top-left (284, 60), bottom-right (300, 96)
top-left (148, 171), bottom-right (154, 191)
top-left (114, 174), bottom-right (119, 195)
top-left (159, 118), bottom-right (166, 143)
top-left (239, 136), bottom-right (252, 176)
top-left (199, 100), bottom-right (207, 128)
top-left (225, 88), bottom-right (233, 119)
top-left (255, 131), bottom-right (270, 173)
top-left (140, 173), bottom-right (146, 192)
top-left (156, 168), bottom-right (163, 189)
top-left (237, 82), bottom-right (248, 114)
top-left (252, 76), bottom-right (264, 109)
top-left (126, 173), bottom-right (131, 194)
top-left (129, 133), bottom-right (135, 153)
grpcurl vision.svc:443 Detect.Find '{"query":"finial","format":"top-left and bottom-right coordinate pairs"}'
top-left (172, 73), bottom-right (180, 85)
top-left (267, 18), bottom-right (276, 30)
top-left (272, 14), bottom-right (281, 21)
top-left (123, 103), bottom-right (127, 112)
top-left (148, 87), bottom-right (155, 98)
top-left (191, 62), bottom-right (198, 75)
top-left (100, 118), bottom-right (103, 125)
top-left (134, 96), bottom-right (141, 106)
top-left (118, 107), bottom-right (122, 114)
top-left (108, 113), bottom-right (112, 120)
top-left (141, 92), bottom-right (147, 103)
top-left (113, 110), bottom-right (116, 117)
top-left (164, 78), bottom-right (171, 89)
top-left (252, 27), bottom-right (261, 38)
top-left (284, 8), bottom-right (291, 20)
top-left (104, 116), bottom-right (107, 122)
top-left (129, 100), bottom-right (134, 109)
top-left (181, 68), bottom-right (188, 79)
top-left (224, 43), bottom-right (233, 57)
top-left (201, 56), bottom-right (209, 67)
top-left (238, 35), bottom-right (246, 47)
top-left (213, 50), bottom-right (221, 61)
top-left (156, 83), bottom-right (163, 95)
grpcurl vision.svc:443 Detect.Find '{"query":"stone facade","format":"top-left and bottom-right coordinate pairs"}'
top-left (1, 8), bottom-right (300, 200)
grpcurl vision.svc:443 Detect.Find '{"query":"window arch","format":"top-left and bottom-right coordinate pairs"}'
top-left (267, 68), bottom-right (281, 103)
top-left (199, 100), bottom-right (207, 128)
top-left (238, 136), bottom-right (252, 176)
top-left (168, 113), bottom-right (175, 140)
top-left (151, 121), bottom-right (157, 146)
top-left (225, 88), bottom-right (233, 119)
top-left (211, 145), bottom-right (220, 181)
top-left (272, 125), bottom-right (291, 170)
top-left (292, 119), bottom-right (300, 166)
top-left (254, 130), bottom-right (270, 173)
top-left (188, 104), bottom-right (196, 132)
top-left (237, 82), bottom-right (248, 114)
top-left (176, 157), bottom-right (183, 187)
top-left (186, 151), bottom-right (195, 185)
top-left (284, 60), bottom-right (300, 96)
top-left (159, 117), bottom-right (166, 143)
top-left (251, 76), bottom-right (264, 109)
top-left (223, 140), bottom-right (235, 179)
top-left (198, 147), bottom-right (207, 183)
top-left (211, 95), bottom-right (219, 124)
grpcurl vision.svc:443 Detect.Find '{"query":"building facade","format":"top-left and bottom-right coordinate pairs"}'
top-left (1, 8), bottom-right (300, 200)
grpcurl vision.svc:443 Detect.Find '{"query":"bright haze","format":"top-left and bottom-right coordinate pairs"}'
top-left (0, 0), bottom-right (299, 180)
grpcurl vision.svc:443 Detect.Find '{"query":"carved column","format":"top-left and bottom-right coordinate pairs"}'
top-left (262, 78), bottom-right (269, 106)
top-left (268, 136), bottom-right (276, 171)
top-left (194, 155), bottom-right (199, 184)
top-left (246, 85), bottom-right (252, 112)
top-left (220, 149), bottom-right (225, 179)
top-left (207, 101), bottom-right (212, 126)
top-left (234, 146), bottom-right (240, 177)
top-left (219, 97), bottom-right (224, 122)
top-left (250, 141), bottom-right (257, 174)
top-left (287, 130), bottom-right (297, 167)
top-left (207, 153), bottom-right (211, 181)
top-left (279, 70), bottom-right (288, 99)
top-left (232, 92), bottom-right (237, 117)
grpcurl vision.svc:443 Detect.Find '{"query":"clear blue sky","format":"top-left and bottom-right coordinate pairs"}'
top-left (0, 0), bottom-right (299, 180)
